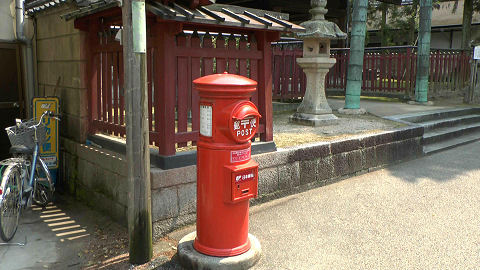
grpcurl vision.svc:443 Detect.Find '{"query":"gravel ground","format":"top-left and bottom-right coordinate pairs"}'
top-left (273, 111), bottom-right (405, 149)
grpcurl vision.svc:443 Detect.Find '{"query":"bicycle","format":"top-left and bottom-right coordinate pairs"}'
top-left (0, 110), bottom-right (58, 242)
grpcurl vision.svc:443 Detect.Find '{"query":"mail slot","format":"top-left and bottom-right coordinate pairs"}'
top-left (225, 159), bottom-right (259, 203)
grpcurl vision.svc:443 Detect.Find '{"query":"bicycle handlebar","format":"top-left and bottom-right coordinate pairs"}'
top-left (28, 111), bottom-right (61, 130)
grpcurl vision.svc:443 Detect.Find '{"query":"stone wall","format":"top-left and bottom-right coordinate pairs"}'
top-left (150, 126), bottom-right (423, 235)
top-left (36, 6), bottom-right (96, 215)
top-left (61, 137), bottom-right (128, 225)
top-left (59, 125), bottom-right (423, 235)
top-left (35, 5), bottom-right (88, 143)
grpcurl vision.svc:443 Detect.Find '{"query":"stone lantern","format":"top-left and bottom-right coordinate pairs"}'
top-left (290, 0), bottom-right (346, 126)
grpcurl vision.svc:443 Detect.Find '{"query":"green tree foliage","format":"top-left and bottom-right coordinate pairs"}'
top-left (366, 0), bottom-right (440, 46)
top-left (453, 0), bottom-right (480, 49)
top-left (366, 0), bottom-right (419, 46)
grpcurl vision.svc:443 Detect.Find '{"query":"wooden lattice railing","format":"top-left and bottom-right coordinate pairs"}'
top-left (88, 23), bottom-right (272, 156)
top-left (271, 44), bottom-right (471, 100)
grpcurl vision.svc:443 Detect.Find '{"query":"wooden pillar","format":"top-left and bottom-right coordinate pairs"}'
top-left (122, 0), bottom-right (152, 264)
top-left (155, 22), bottom-right (179, 156)
top-left (85, 19), bottom-right (100, 134)
top-left (255, 31), bottom-right (279, 142)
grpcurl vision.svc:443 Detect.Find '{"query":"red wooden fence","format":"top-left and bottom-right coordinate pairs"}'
top-left (272, 44), bottom-right (471, 100)
top-left (89, 24), bottom-right (269, 156)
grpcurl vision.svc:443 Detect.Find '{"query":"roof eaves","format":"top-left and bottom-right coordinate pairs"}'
top-left (60, 0), bottom-right (119, 21)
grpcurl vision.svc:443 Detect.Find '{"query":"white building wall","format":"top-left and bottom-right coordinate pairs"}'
top-left (0, 0), bottom-right (15, 41)
top-left (451, 31), bottom-right (463, 49)
top-left (431, 32), bottom-right (452, 49)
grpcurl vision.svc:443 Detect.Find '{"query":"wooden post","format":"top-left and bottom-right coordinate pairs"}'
top-left (255, 31), bottom-right (278, 142)
top-left (86, 19), bottom-right (100, 134)
top-left (121, 0), bottom-right (153, 264)
top-left (155, 22), bottom-right (178, 156)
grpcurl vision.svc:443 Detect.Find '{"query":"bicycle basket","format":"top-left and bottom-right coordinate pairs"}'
top-left (5, 119), bottom-right (47, 149)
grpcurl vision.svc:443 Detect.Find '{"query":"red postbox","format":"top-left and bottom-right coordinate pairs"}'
top-left (193, 73), bottom-right (260, 257)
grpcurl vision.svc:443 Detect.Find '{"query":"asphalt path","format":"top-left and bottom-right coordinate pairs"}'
top-left (249, 141), bottom-right (480, 270)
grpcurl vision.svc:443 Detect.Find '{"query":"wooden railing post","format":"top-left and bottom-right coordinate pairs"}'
top-left (256, 31), bottom-right (279, 142)
top-left (406, 47), bottom-right (413, 97)
top-left (155, 22), bottom-right (180, 156)
top-left (86, 19), bottom-right (100, 134)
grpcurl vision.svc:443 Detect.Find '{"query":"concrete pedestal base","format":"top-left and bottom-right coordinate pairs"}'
top-left (407, 100), bottom-right (434, 106)
top-left (337, 108), bottom-right (367, 115)
top-left (177, 232), bottom-right (262, 270)
top-left (289, 112), bottom-right (338, 126)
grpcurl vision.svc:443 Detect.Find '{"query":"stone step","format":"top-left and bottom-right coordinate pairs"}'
top-left (393, 108), bottom-right (479, 123)
top-left (423, 131), bottom-right (480, 155)
top-left (423, 122), bottom-right (480, 145)
top-left (420, 114), bottom-right (480, 132)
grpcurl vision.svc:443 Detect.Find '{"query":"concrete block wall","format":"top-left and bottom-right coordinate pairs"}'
top-left (151, 166), bottom-right (197, 235)
top-left (35, 5), bottom-right (88, 143)
top-left (61, 137), bottom-right (128, 225)
top-left (36, 7), bottom-right (99, 219)
top-left (60, 126), bottom-right (422, 234)
top-left (150, 126), bottom-right (424, 235)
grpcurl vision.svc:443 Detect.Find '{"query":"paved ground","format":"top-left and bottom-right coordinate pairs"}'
top-left (248, 141), bottom-right (480, 269)
top-left (169, 141), bottom-right (480, 270)
top-left (327, 98), bottom-right (454, 117)
top-left (4, 127), bottom-right (480, 269)
top-left (0, 195), bottom-right (127, 270)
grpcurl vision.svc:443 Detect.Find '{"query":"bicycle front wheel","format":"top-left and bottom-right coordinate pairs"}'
top-left (0, 164), bottom-right (22, 242)
top-left (32, 158), bottom-right (54, 207)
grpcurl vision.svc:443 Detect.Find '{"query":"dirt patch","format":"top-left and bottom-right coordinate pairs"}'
top-left (273, 111), bottom-right (405, 149)
top-left (82, 224), bottom-right (180, 269)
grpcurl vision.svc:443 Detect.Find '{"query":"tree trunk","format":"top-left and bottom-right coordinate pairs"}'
top-left (415, 0), bottom-right (432, 103)
top-left (462, 0), bottom-right (473, 49)
top-left (344, 0), bottom-right (368, 109)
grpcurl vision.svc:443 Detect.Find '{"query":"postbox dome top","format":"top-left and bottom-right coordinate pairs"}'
top-left (193, 73), bottom-right (257, 88)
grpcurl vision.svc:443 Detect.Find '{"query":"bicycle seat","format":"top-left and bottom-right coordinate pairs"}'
top-left (9, 145), bottom-right (33, 155)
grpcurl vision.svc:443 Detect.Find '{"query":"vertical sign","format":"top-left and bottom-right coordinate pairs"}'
top-left (33, 97), bottom-right (59, 170)
top-left (132, 1), bottom-right (146, 53)
top-left (474, 46), bottom-right (480, 60)
top-left (200, 105), bottom-right (212, 137)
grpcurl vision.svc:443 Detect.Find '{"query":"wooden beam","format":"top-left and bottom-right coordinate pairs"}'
top-left (221, 8), bottom-right (250, 24)
top-left (121, 0), bottom-right (153, 264)
top-left (243, 10), bottom-right (272, 27)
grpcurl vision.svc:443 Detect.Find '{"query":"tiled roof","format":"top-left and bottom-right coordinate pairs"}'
top-left (56, 1), bottom-right (303, 33)
top-left (26, 0), bottom-right (303, 33)
top-left (25, 0), bottom-right (117, 16)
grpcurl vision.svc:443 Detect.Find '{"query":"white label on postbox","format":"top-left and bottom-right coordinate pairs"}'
top-left (200, 105), bottom-right (212, 137)
top-left (231, 148), bottom-right (251, 163)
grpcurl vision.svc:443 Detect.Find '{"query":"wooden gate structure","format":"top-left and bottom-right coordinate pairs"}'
top-left (70, 3), bottom-right (302, 159)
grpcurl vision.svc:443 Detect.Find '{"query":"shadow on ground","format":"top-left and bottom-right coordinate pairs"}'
top-left (385, 141), bottom-right (480, 183)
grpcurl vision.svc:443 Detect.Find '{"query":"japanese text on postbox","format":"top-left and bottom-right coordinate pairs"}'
top-left (233, 117), bottom-right (256, 138)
